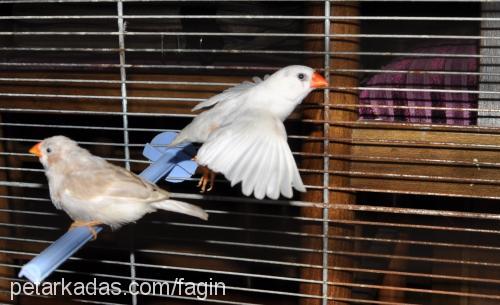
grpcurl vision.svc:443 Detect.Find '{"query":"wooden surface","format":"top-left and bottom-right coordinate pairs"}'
top-left (378, 232), bottom-right (409, 303)
top-left (0, 71), bottom-right (245, 115)
top-left (350, 125), bottom-right (500, 199)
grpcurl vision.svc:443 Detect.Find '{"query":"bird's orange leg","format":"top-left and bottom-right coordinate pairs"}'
top-left (69, 220), bottom-right (102, 240)
top-left (196, 165), bottom-right (216, 193)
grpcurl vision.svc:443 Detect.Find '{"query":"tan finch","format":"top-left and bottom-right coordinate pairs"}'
top-left (29, 136), bottom-right (208, 237)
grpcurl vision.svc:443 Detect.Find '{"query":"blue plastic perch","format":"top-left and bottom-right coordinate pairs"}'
top-left (18, 132), bottom-right (197, 284)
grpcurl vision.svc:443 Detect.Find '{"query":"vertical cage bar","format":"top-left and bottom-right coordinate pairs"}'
top-left (117, 1), bottom-right (130, 167)
top-left (328, 1), bottom-right (360, 304)
top-left (300, 2), bottom-right (331, 304)
top-left (116, 2), bottom-right (137, 305)
top-left (322, 1), bottom-right (331, 305)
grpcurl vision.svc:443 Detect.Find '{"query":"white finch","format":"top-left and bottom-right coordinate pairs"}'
top-left (29, 136), bottom-right (208, 236)
top-left (171, 65), bottom-right (328, 199)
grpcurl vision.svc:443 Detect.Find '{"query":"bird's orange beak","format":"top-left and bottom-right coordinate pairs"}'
top-left (29, 142), bottom-right (42, 157)
top-left (310, 72), bottom-right (328, 88)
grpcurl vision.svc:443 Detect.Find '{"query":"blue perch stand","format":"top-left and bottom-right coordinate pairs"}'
top-left (18, 132), bottom-right (197, 284)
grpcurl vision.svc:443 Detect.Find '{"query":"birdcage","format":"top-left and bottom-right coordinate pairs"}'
top-left (0, 1), bottom-right (499, 305)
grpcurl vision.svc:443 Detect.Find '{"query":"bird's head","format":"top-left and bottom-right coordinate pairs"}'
top-left (266, 65), bottom-right (328, 102)
top-left (29, 135), bottom-right (81, 170)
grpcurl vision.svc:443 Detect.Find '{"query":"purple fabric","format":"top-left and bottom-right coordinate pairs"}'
top-left (359, 42), bottom-right (478, 125)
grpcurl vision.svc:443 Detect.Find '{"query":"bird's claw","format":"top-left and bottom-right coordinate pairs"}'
top-left (69, 220), bottom-right (102, 240)
top-left (197, 166), bottom-right (215, 193)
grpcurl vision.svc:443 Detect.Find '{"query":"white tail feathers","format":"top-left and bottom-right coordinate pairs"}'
top-left (152, 199), bottom-right (208, 221)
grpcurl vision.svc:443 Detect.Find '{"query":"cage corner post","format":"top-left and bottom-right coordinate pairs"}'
top-left (479, 1), bottom-right (500, 126)
top-left (300, 1), bottom-right (360, 305)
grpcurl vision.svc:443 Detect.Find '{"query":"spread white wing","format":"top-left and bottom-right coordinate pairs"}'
top-left (196, 110), bottom-right (305, 199)
top-left (192, 76), bottom-right (265, 112)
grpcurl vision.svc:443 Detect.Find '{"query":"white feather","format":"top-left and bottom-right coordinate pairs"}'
top-left (251, 141), bottom-right (273, 199)
top-left (174, 65), bottom-right (322, 199)
top-left (278, 142), bottom-right (293, 198)
top-left (228, 140), bottom-right (260, 187)
top-left (151, 199), bottom-right (208, 221)
top-left (192, 76), bottom-right (264, 112)
top-left (265, 141), bottom-right (279, 199)
top-left (196, 110), bottom-right (305, 199)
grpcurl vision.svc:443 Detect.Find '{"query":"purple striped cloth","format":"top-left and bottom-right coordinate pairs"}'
top-left (359, 42), bottom-right (478, 125)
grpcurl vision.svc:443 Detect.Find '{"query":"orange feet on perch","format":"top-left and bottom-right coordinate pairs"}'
top-left (69, 220), bottom-right (102, 240)
top-left (197, 165), bottom-right (216, 193)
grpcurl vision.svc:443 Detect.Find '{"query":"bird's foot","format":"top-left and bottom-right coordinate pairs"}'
top-left (69, 220), bottom-right (102, 240)
top-left (197, 165), bottom-right (215, 193)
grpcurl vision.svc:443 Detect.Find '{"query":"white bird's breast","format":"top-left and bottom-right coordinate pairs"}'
top-left (243, 88), bottom-right (298, 121)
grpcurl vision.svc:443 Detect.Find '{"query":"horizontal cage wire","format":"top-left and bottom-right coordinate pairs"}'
top-left (0, 1), bottom-right (499, 305)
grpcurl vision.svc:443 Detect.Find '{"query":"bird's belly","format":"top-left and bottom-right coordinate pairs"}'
top-left (60, 196), bottom-right (97, 223)
top-left (60, 193), bottom-right (153, 229)
top-left (98, 201), bottom-right (152, 229)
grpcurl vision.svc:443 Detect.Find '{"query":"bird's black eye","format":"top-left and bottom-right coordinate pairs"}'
top-left (46, 147), bottom-right (52, 154)
top-left (297, 73), bottom-right (305, 80)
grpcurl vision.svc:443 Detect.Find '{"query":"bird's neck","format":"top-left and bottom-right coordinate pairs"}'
top-left (46, 158), bottom-right (76, 177)
top-left (257, 82), bottom-right (311, 120)
top-left (269, 94), bottom-right (308, 121)
top-left (47, 150), bottom-right (99, 175)
top-left (270, 102), bottom-right (296, 121)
